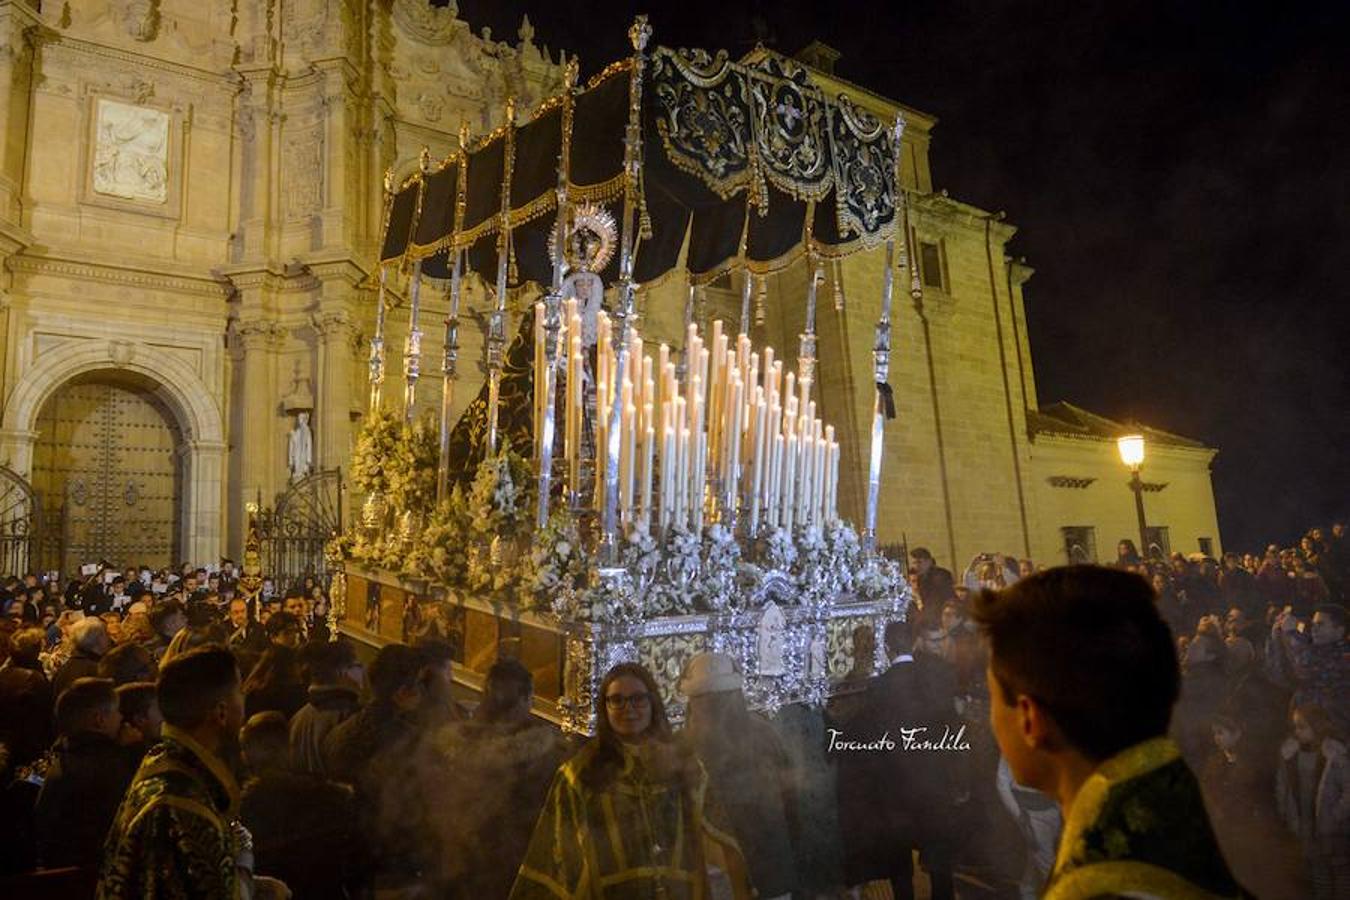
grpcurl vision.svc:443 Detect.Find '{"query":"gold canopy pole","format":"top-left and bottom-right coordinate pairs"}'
top-left (484, 98), bottom-right (517, 457)
top-left (600, 15), bottom-right (652, 564)
top-left (436, 124), bottom-right (472, 506)
top-left (402, 148), bottom-right (431, 423)
top-left (864, 116), bottom-right (909, 552)
top-left (369, 170), bottom-right (394, 413)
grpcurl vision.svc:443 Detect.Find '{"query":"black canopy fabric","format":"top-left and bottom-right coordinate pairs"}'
top-left (379, 47), bottom-right (901, 288)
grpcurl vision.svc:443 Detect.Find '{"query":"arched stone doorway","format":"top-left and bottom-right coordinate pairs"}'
top-left (0, 340), bottom-right (226, 568)
top-left (32, 371), bottom-right (184, 573)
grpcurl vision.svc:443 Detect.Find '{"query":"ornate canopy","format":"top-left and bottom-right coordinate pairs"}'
top-left (378, 46), bottom-right (904, 286)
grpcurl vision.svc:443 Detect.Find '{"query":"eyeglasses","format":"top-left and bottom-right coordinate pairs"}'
top-left (604, 692), bottom-right (651, 711)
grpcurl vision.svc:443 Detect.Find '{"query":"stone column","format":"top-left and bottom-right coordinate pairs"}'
top-left (0, 2), bottom-right (39, 225)
top-left (233, 317), bottom-right (283, 531)
top-left (0, 427), bottom-right (38, 477)
top-left (313, 310), bottom-right (354, 471)
top-left (179, 438), bottom-right (226, 566)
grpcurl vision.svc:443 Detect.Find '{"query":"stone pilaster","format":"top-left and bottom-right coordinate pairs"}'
top-left (232, 315), bottom-right (285, 513)
top-left (313, 309), bottom-right (356, 470)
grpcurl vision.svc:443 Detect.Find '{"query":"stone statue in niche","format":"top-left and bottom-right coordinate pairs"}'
top-left (288, 412), bottom-right (313, 482)
top-left (93, 99), bottom-right (169, 204)
top-left (757, 601), bottom-right (787, 676)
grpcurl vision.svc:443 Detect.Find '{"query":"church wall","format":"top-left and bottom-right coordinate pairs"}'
top-left (0, 0), bottom-right (1222, 574)
top-left (1028, 436), bottom-right (1222, 565)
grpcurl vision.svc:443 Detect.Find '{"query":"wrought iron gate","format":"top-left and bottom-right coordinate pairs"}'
top-left (0, 466), bottom-right (42, 577)
top-left (260, 468), bottom-right (344, 589)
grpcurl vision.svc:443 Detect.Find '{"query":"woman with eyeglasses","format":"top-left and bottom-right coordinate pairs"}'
top-left (510, 661), bottom-right (751, 899)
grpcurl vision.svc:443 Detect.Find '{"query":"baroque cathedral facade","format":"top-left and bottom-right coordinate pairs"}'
top-left (0, 0), bottom-right (1220, 576)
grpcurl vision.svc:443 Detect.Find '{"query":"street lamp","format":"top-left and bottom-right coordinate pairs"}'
top-left (1116, 434), bottom-right (1149, 559)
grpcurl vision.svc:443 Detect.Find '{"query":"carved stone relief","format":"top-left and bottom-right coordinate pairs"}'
top-left (92, 98), bottom-right (169, 204)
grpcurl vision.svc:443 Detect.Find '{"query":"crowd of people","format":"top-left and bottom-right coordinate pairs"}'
top-left (0, 520), bottom-right (1343, 899)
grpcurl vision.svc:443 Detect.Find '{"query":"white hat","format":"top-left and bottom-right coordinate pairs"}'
top-left (679, 652), bottom-right (742, 698)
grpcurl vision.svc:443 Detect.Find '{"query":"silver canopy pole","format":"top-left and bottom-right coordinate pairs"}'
top-left (484, 99), bottom-right (517, 458)
top-left (437, 126), bottom-right (471, 506)
top-left (864, 116), bottom-right (908, 553)
top-left (536, 60), bottom-right (579, 529)
top-left (600, 15), bottom-right (652, 564)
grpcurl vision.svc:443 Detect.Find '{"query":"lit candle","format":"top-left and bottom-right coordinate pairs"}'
top-left (661, 421), bottom-right (675, 530)
top-left (640, 422), bottom-right (655, 532)
top-left (782, 431), bottom-right (797, 532)
top-left (750, 395), bottom-right (767, 532)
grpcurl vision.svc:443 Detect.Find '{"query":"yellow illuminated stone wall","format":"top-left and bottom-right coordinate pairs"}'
top-left (0, 1), bottom-right (1221, 567)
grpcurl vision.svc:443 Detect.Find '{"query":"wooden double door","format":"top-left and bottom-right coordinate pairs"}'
top-left (32, 374), bottom-right (183, 575)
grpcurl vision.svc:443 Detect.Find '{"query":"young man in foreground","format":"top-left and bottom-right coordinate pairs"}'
top-left (972, 566), bottom-right (1249, 899)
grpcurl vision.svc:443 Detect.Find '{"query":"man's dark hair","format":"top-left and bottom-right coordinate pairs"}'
top-left (972, 565), bottom-right (1180, 762)
top-left (149, 599), bottom-right (185, 635)
top-left (415, 636), bottom-right (455, 669)
top-left (883, 618), bottom-right (914, 657)
top-left (910, 547), bottom-right (934, 562)
top-left (302, 639), bottom-right (357, 685)
top-left (116, 681), bottom-right (158, 723)
top-left (367, 643), bottom-right (424, 701)
top-left (241, 711), bottom-right (290, 774)
top-left (479, 657), bottom-right (533, 722)
top-left (156, 645), bottom-right (239, 729)
top-left (98, 642), bottom-right (157, 685)
top-left (185, 602), bottom-right (221, 630)
top-left (264, 611), bottom-right (301, 640)
top-left (55, 677), bottom-right (118, 736)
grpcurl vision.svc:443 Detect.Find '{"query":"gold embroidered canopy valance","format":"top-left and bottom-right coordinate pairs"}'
top-left (378, 47), bottom-right (903, 286)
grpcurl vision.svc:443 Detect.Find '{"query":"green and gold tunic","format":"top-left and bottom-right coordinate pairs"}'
top-left (1045, 736), bottom-right (1251, 900)
top-left (96, 725), bottom-right (242, 900)
top-left (510, 739), bottom-right (747, 900)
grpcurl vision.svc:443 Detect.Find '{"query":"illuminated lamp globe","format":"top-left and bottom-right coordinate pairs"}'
top-left (1117, 434), bottom-right (1146, 470)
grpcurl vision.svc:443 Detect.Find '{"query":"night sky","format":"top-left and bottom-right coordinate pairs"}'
top-left (458, 0), bottom-right (1350, 552)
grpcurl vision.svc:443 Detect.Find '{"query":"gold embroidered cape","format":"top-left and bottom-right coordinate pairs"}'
top-left (96, 725), bottom-right (242, 900)
top-left (510, 739), bottom-right (749, 900)
top-left (1045, 736), bottom-right (1252, 900)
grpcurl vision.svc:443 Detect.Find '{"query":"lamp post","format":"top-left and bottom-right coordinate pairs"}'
top-left (1117, 434), bottom-right (1149, 559)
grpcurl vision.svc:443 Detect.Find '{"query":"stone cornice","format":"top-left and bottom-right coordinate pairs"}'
top-left (1031, 429), bottom-right (1219, 463)
top-left (911, 192), bottom-right (1019, 244)
top-left (306, 257), bottom-right (373, 288)
top-left (8, 252), bottom-right (229, 299)
top-left (38, 32), bottom-right (235, 91)
top-left (0, 218), bottom-right (34, 258)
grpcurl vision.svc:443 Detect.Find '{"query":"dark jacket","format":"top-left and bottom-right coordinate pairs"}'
top-left (244, 681), bottom-right (308, 722)
top-left (240, 771), bottom-right (357, 899)
top-left (836, 655), bottom-right (961, 883)
top-left (385, 716), bottom-right (571, 898)
top-left (34, 731), bottom-right (138, 869)
top-left (321, 699), bottom-right (420, 789)
top-left (51, 649), bottom-right (103, 699)
top-left (0, 662), bottom-right (54, 774)
top-left (683, 695), bottom-right (800, 898)
top-left (288, 684), bottom-right (361, 775)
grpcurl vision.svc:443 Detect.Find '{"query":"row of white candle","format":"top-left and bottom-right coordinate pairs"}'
top-left (532, 306), bottom-right (841, 535)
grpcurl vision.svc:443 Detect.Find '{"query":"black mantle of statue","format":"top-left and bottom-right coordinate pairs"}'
top-left (378, 47), bottom-right (902, 286)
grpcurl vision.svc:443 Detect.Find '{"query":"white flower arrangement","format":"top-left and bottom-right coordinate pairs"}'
top-left (621, 528), bottom-right (661, 586)
top-left (824, 521), bottom-right (862, 595)
top-left (526, 510), bottom-right (587, 610)
top-left (855, 555), bottom-right (904, 604)
top-left (699, 523), bottom-right (741, 611)
top-left (765, 526), bottom-right (797, 571)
